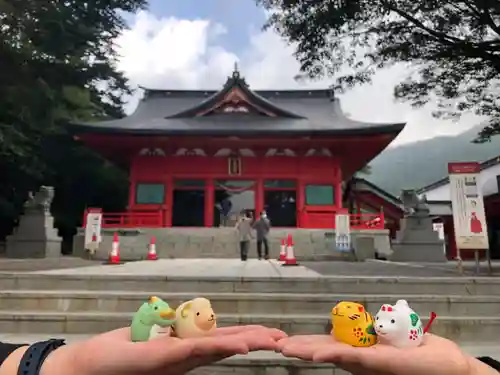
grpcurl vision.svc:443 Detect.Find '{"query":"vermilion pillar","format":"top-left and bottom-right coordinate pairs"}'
top-left (255, 178), bottom-right (264, 217)
top-left (164, 176), bottom-right (172, 227)
top-left (205, 179), bottom-right (214, 227)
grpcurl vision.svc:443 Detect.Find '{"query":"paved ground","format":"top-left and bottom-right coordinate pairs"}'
top-left (31, 259), bottom-right (325, 278)
top-left (304, 259), bottom-right (500, 277)
top-left (0, 257), bottom-right (498, 279)
top-left (0, 257), bottom-right (99, 272)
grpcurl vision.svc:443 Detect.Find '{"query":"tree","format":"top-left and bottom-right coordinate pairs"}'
top-left (0, 0), bottom-right (145, 241)
top-left (258, 0), bottom-right (500, 141)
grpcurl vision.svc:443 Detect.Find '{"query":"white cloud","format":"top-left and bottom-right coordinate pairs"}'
top-left (114, 11), bottom-right (485, 146)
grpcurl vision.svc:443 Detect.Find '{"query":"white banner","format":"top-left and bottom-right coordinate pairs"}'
top-left (84, 210), bottom-right (103, 248)
top-left (449, 163), bottom-right (488, 250)
top-left (335, 214), bottom-right (351, 252)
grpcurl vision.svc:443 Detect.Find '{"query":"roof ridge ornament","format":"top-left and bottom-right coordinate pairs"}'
top-left (232, 62), bottom-right (240, 79)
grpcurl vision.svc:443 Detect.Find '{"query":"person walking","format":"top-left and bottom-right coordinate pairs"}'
top-left (235, 211), bottom-right (253, 261)
top-left (253, 210), bottom-right (271, 260)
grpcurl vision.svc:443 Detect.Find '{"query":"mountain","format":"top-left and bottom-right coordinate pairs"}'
top-left (367, 125), bottom-right (500, 195)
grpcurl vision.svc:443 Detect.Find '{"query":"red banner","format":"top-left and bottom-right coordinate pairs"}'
top-left (448, 162), bottom-right (481, 174)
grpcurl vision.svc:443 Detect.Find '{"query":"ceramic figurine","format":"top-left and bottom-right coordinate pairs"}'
top-left (130, 296), bottom-right (177, 342)
top-left (374, 299), bottom-right (431, 348)
top-left (173, 297), bottom-right (217, 338)
top-left (331, 301), bottom-right (377, 347)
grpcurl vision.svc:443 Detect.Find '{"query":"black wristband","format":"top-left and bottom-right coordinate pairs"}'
top-left (477, 356), bottom-right (500, 372)
top-left (17, 339), bottom-right (66, 375)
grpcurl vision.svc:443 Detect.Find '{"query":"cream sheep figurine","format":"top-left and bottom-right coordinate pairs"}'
top-left (173, 297), bottom-right (217, 338)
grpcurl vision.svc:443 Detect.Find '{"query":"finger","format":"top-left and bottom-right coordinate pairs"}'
top-left (277, 335), bottom-right (333, 350)
top-left (231, 331), bottom-right (281, 351)
top-left (190, 336), bottom-right (250, 357)
top-left (211, 325), bottom-right (276, 336)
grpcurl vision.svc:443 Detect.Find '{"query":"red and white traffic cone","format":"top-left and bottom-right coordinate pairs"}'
top-left (278, 238), bottom-right (286, 261)
top-left (147, 236), bottom-right (158, 261)
top-left (282, 233), bottom-right (299, 266)
top-left (109, 232), bottom-right (121, 265)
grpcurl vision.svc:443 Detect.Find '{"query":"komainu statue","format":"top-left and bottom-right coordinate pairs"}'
top-left (400, 189), bottom-right (430, 217)
top-left (24, 186), bottom-right (55, 213)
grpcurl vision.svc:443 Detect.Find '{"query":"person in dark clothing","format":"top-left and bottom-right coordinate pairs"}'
top-left (253, 210), bottom-right (271, 260)
top-left (220, 197), bottom-right (232, 227)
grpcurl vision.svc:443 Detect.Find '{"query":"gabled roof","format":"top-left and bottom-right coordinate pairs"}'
top-left (417, 155), bottom-right (500, 194)
top-left (167, 68), bottom-right (304, 119)
top-left (353, 177), bottom-right (403, 208)
top-left (69, 67), bottom-right (406, 136)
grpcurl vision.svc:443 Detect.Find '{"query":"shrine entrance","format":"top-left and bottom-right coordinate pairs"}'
top-left (213, 179), bottom-right (256, 227)
top-left (263, 179), bottom-right (297, 227)
top-left (172, 179), bottom-right (206, 227)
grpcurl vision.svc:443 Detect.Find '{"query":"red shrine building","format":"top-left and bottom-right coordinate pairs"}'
top-left (71, 68), bottom-right (405, 229)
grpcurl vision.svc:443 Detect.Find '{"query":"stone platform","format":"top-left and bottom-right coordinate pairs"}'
top-left (72, 227), bottom-right (392, 261)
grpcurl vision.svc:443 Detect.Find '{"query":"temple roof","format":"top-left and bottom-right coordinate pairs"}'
top-left (70, 67), bottom-right (406, 136)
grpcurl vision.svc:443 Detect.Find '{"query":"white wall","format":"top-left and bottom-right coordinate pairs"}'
top-left (423, 163), bottom-right (500, 201)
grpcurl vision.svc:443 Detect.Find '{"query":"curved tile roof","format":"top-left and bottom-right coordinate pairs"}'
top-left (70, 70), bottom-right (406, 136)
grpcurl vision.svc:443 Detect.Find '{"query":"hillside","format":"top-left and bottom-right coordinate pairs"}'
top-left (368, 126), bottom-right (500, 194)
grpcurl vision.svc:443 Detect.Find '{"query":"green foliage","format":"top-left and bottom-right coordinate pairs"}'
top-left (259, 0), bottom-right (500, 141)
top-left (0, 0), bottom-right (146, 241)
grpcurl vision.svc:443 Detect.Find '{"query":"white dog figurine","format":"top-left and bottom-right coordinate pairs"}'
top-left (374, 299), bottom-right (424, 348)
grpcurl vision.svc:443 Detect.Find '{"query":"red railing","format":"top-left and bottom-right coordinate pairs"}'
top-left (349, 213), bottom-right (385, 230)
top-left (83, 210), bottom-right (384, 229)
top-left (83, 209), bottom-right (163, 228)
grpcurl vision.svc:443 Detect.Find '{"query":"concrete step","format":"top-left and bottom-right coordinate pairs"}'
top-left (0, 334), bottom-right (497, 375)
top-left (4, 273), bottom-right (500, 295)
top-left (2, 290), bottom-right (500, 317)
top-left (0, 311), bottom-right (497, 342)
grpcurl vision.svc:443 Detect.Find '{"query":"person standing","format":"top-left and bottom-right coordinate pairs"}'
top-left (253, 211), bottom-right (271, 260)
top-left (235, 211), bottom-right (253, 261)
top-left (220, 197), bottom-right (232, 227)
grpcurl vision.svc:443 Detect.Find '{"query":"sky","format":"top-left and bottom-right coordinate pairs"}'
top-left (114, 0), bottom-right (485, 147)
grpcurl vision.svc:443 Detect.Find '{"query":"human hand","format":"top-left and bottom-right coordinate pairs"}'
top-left (278, 334), bottom-right (485, 375)
top-left (38, 325), bottom-right (286, 375)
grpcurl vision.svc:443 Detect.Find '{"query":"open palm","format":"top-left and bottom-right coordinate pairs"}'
top-left (278, 334), bottom-right (472, 375)
top-left (43, 325), bottom-right (286, 375)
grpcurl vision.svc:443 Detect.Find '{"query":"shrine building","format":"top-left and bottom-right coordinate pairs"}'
top-left (70, 68), bottom-right (405, 230)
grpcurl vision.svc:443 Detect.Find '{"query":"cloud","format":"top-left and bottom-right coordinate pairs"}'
top-left (114, 11), bottom-right (484, 146)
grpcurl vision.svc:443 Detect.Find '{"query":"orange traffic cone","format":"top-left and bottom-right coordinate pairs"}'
top-left (282, 233), bottom-right (299, 266)
top-left (109, 232), bottom-right (121, 265)
top-left (278, 238), bottom-right (286, 261)
top-left (147, 236), bottom-right (158, 261)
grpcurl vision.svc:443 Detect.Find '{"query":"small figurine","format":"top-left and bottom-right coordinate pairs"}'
top-left (131, 296), bottom-right (177, 342)
top-left (374, 299), bottom-right (437, 348)
top-left (331, 301), bottom-right (377, 347)
top-left (173, 297), bottom-right (217, 338)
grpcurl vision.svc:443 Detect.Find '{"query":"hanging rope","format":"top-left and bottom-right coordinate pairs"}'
top-left (215, 181), bottom-right (255, 193)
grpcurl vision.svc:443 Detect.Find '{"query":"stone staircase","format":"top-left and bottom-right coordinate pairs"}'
top-left (72, 227), bottom-right (392, 261)
top-left (0, 269), bottom-right (499, 374)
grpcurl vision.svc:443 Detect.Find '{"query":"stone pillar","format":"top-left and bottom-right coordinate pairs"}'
top-left (6, 186), bottom-right (62, 258)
